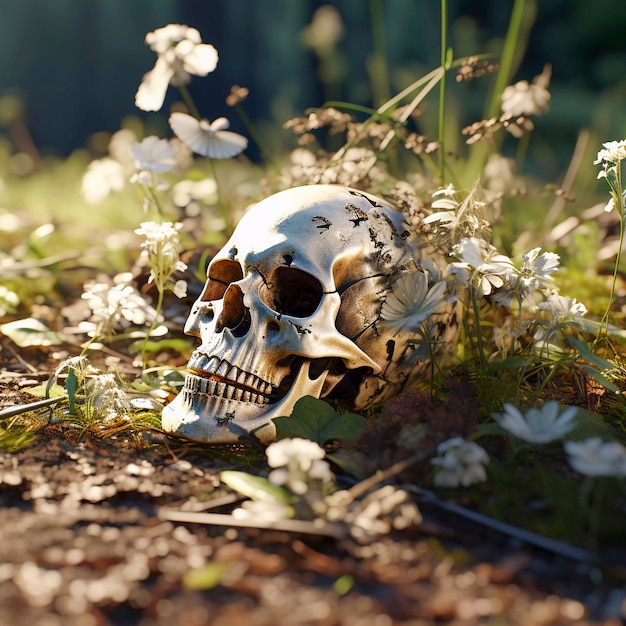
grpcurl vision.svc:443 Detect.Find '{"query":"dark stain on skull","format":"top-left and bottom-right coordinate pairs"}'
top-left (313, 216), bottom-right (332, 230)
top-left (348, 189), bottom-right (382, 208)
top-left (344, 202), bottom-right (369, 227)
top-left (290, 322), bottom-right (312, 336)
top-left (386, 339), bottom-right (395, 362)
top-left (215, 412), bottom-right (235, 426)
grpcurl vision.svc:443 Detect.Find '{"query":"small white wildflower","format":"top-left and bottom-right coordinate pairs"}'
top-left (81, 158), bottom-right (125, 204)
top-left (501, 66), bottom-right (551, 117)
top-left (88, 373), bottom-right (131, 421)
top-left (515, 247), bottom-right (560, 296)
top-left (380, 270), bottom-right (447, 334)
top-left (81, 276), bottom-right (157, 340)
top-left (564, 437), bottom-right (626, 478)
top-left (431, 437), bottom-right (489, 488)
top-left (594, 140), bottom-right (626, 167)
top-left (266, 438), bottom-right (333, 497)
top-left (134, 221), bottom-right (188, 292)
top-left (266, 437), bottom-right (326, 471)
top-left (131, 136), bottom-right (176, 173)
top-left (453, 237), bottom-right (516, 296)
top-left (169, 113), bottom-right (248, 159)
top-left (537, 293), bottom-right (587, 319)
top-left (492, 401), bottom-right (577, 444)
top-left (135, 24), bottom-right (218, 112)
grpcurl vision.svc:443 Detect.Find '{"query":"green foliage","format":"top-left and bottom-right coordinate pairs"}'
top-left (0, 427), bottom-right (38, 452)
top-left (0, 318), bottom-right (63, 347)
top-left (183, 563), bottom-right (231, 591)
top-left (272, 396), bottom-right (367, 447)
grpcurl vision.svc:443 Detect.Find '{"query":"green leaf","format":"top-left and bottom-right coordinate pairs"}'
top-left (566, 407), bottom-right (621, 442)
top-left (220, 470), bottom-right (292, 504)
top-left (272, 396), bottom-right (366, 446)
top-left (22, 383), bottom-right (66, 399)
top-left (0, 318), bottom-right (63, 347)
top-left (66, 367), bottom-right (78, 413)
top-left (183, 563), bottom-right (231, 590)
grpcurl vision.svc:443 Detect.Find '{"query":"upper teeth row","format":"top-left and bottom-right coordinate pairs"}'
top-left (191, 355), bottom-right (273, 396)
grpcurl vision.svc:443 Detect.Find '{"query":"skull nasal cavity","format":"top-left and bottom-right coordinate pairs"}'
top-left (260, 267), bottom-right (323, 317)
top-left (216, 284), bottom-right (251, 336)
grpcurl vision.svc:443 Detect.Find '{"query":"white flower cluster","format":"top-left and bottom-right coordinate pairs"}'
top-left (431, 437), bottom-right (489, 488)
top-left (81, 273), bottom-right (158, 341)
top-left (266, 437), bottom-right (334, 495)
top-left (134, 221), bottom-right (188, 297)
top-left (230, 438), bottom-right (334, 523)
top-left (594, 139), bottom-right (626, 214)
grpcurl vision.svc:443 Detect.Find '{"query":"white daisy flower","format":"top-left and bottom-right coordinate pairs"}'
top-left (492, 401), bottom-right (577, 444)
top-left (380, 270), bottom-right (447, 334)
top-left (169, 113), bottom-right (248, 159)
top-left (135, 24), bottom-right (218, 112)
top-left (564, 437), bottom-right (626, 478)
top-left (131, 136), bottom-right (176, 173)
top-left (515, 247), bottom-right (560, 295)
top-left (453, 237), bottom-right (516, 296)
top-left (431, 437), bottom-right (489, 488)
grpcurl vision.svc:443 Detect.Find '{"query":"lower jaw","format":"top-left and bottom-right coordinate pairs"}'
top-left (161, 361), bottom-right (329, 444)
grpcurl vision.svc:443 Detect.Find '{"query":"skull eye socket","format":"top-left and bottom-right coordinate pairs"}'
top-left (260, 266), bottom-right (323, 317)
top-left (200, 259), bottom-right (244, 301)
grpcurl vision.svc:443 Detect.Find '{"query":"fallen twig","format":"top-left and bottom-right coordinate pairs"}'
top-left (410, 486), bottom-right (595, 563)
top-left (0, 396), bottom-right (65, 420)
top-left (157, 508), bottom-right (346, 539)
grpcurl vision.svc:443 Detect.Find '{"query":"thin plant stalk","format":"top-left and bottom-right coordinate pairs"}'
top-left (177, 83), bottom-right (201, 120)
top-left (596, 161), bottom-right (624, 350)
top-left (487, 0), bottom-right (534, 119)
top-left (141, 286), bottom-right (164, 368)
top-left (368, 0), bottom-right (391, 106)
top-left (438, 0), bottom-right (448, 182)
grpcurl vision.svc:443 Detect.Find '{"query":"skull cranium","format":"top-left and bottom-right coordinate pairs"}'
top-left (162, 185), bottom-right (458, 443)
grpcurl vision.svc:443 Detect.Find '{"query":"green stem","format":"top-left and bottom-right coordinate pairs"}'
top-left (596, 168), bottom-right (623, 350)
top-left (438, 0), bottom-right (448, 182)
top-left (177, 83), bottom-right (201, 119)
top-left (471, 286), bottom-right (487, 370)
top-left (142, 285), bottom-right (164, 368)
top-left (368, 0), bottom-right (391, 105)
top-left (487, 0), bottom-right (532, 118)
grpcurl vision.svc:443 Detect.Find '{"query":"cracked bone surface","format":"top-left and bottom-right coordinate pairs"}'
top-left (162, 184), bottom-right (459, 443)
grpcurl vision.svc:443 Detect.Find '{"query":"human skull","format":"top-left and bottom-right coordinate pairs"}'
top-left (162, 185), bottom-right (458, 443)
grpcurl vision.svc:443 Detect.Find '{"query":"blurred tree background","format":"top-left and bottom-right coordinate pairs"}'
top-left (0, 0), bottom-right (625, 180)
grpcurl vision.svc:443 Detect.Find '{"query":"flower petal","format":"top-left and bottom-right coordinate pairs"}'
top-left (135, 57), bottom-right (174, 112)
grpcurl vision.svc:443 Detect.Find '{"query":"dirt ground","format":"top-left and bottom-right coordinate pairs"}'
top-left (1, 369), bottom-right (625, 626)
